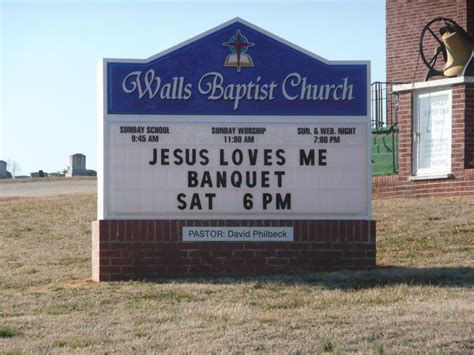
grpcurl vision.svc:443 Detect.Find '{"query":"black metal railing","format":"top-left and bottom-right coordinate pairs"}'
top-left (370, 82), bottom-right (400, 175)
top-left (371, 122), bottom-right (399, 175)
top-left (370, 81), bottom-right (399, 129)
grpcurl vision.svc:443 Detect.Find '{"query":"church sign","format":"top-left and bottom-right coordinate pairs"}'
top-left (93, 18), bottom-right (374, 281)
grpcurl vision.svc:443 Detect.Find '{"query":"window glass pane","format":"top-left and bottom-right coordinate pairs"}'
top-left (415, 90), bottom-right (451, 175)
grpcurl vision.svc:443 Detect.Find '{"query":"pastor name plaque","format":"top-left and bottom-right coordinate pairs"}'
top-left (183, 227), bottom-right (294, 242)
top-left (93, 18), bottom-right (375, 281)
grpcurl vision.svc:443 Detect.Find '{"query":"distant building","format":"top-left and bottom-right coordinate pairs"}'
top-left (66, 153), bottom-right (96, 177)
top-left (0, 160), bottom-right (12, 179)
top-left (30, 170), bottom-right (48, 178)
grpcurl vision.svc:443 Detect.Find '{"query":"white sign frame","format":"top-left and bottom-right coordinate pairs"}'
top-left (97, 18), bottom-right (371, 221)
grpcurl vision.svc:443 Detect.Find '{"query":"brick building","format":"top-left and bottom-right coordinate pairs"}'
top-left (373, 0), bottom-right (474, 197)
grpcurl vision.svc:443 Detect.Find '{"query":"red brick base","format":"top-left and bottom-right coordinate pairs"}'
top-left (372, 169), bottom-right (474, 199)
top-left (92, 219), bottom-right (376, 281)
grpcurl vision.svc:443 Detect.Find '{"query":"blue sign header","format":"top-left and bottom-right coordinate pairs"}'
top-left (106, 18), bottom-right (368, 116)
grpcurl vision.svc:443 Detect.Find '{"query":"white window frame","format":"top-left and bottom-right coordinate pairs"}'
top-left (412, 88), bottom-right (452, 179)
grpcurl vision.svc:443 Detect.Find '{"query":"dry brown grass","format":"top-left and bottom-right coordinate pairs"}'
top-left (374, 196), bottom-right (474, 267)
top-left (0, 194), bottom-right (473, 353)
top-left (0, 176), bottom-right (96, 184)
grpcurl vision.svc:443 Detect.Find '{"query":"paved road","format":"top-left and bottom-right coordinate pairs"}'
top-left (0, 179), bottom-right (97, 197)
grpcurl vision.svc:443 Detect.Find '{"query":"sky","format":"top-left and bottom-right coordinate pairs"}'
top-left (0, 0), bottom-right (385, 176)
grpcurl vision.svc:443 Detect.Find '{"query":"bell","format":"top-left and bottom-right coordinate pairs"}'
top-left (442, 30), bottom-right (474, 77)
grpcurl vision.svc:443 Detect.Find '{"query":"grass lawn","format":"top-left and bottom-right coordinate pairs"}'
top-left (0, 194), bottom-right (473, 353)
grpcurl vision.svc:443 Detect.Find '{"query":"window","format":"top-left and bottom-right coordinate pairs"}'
top-left (413, 89), bottom-right (452, 178)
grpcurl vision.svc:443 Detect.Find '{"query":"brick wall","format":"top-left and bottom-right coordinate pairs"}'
top-left (468, 0), bottom-right (474, 34)
top-left (373, 84), bottom-right (474, 198)
top-left (375, 1), bottom-right (474, 198)
top-left (92, 219), bottom-right (376, 281)
top-left (386, 0), bottom-right (471, 84)
top-left (465, 85), bottom-right (474, 167)
top-left (372, 169), bottom-right (474, 198)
